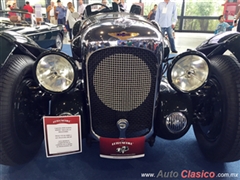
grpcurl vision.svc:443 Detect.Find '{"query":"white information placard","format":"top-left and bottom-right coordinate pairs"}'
top-left (43, 115), bottom-right (82, 158)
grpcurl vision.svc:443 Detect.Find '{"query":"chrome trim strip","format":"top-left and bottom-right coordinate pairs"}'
top-left (86, 51), bottom-right (100, 140)
top-left (147, 45), bottom-right (163, 140)
top-left (23, 30), bottom-right (53, 41)
top-left (100, 154), bottom-right (144, 159)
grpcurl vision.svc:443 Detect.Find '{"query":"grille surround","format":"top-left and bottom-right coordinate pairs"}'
top-left (87, 47), bottom-right (158, 138)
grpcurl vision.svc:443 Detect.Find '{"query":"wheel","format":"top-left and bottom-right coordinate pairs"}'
top-left (53, 33), bottom-right (63, 50)
top-left (0, 55), bottom-right (43, 165)
top-left (193, 55), bottom-right (240, 162)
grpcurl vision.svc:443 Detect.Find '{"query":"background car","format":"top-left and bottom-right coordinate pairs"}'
top-left (1, 3), bottom-right (240, 166)
top-left (0, 9), bottom-right (64, 50)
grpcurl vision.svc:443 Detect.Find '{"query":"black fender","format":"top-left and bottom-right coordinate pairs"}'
top-left (155, 90), bottom-right (193, 140)
top-left (2, 31), bottom-right (40, 48)
top-left (196, 31), bottom-right (240, 61)
top-left (0, 31), bottom-right (46, 68)
top-left (72, 20), bottom-right (81, 38)
top-left (0, 35), bottom-right (16, 68)
top-left (72, 21), bottom-right (82, 60)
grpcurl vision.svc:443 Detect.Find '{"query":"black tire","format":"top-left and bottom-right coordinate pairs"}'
top-left (53, 33), bottom-right (63, 50)
top-left (193, 55), bottom-right (240, 162)
top-left (0, 55), bottom-right (43, 165)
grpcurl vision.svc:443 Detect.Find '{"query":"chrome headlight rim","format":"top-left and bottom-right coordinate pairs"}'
top-left (167, 50), bottom-right (210, 93)
top-left (33, 51), bottom-right (78, 94)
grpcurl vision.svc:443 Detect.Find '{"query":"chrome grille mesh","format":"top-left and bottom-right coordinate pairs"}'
top-left (87, 47), bottom-right (158, 138)
top-left (93, 53), bottom-right (151, 112)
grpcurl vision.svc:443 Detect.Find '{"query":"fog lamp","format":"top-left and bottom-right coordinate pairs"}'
top-left (168, 51), bottom-right (209, 92)
top-left (166, 112), bottom-right (187, 134)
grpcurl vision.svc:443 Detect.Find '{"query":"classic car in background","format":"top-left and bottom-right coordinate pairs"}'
top-left (0, 10), bottom-right (64, 50)
top-left (1, 3), bottom-right (240, 166)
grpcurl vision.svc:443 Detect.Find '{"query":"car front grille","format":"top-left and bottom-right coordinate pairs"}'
top-left (87, 47), bottom-right (158, 138)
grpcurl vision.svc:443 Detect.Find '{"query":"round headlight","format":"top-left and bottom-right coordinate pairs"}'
top-left (36, 54), bottom-right (75, 93)
top-left (168, 52), bottom-right (209, 92)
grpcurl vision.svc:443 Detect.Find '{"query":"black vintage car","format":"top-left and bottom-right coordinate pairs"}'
top-left (1, 3), bottom-right (240, 165)
top-left (0, 10), bottom-right (64, 50)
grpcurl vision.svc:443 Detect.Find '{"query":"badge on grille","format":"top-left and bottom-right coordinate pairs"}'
top-left (117, 119), bottom-right (129, 138)
top-left (116, 146), bottom-right (129, 154)
top-left (108, 31), bottom-right (139, 40)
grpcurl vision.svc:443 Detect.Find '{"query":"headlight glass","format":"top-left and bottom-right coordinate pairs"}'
top-left (166, 112), bottom-right (188, 134)
top-left (36, 54), bottom-right (75, 92)
top-left (170, 54), bottom-right (209, 92)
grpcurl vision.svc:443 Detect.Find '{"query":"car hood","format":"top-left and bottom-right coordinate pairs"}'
top-left (73, 12), bottom-right (164, 59)
top-left (80, 12), bottom-right (160, 42)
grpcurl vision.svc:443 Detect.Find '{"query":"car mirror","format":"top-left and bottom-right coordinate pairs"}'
top-left (72, 12), bottom-right (80, 19)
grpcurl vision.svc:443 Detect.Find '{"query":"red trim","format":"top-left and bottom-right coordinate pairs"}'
top-left (100, 136), bottom-right (145, 159)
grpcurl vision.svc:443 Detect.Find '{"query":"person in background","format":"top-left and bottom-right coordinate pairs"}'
top-left (113, 0), bottom-right (124, 11)
top-left (46, 1), bottom-right (57, 24)
top-left (147, 4), bottom-right (157, 21)
top-left (56, 0), bottom-right (67, 25)
top-left (66, 2), bottom-right (76, 42)
top-left (120, 0), bottom-right (127, 12)
top-left (9, 3), bottom-right (19, 19)
top-left (23, 1), bottom-right (34, 22)
top-left (155, 0), bottom-right (178, 53)
top-left (78, 0), bottom-right (85, 19)
top-left (99, 0), bottom-right (107, 10)
top-left (234, 9), bottom-right (240, 32)
top-left (11, 3), bottom-right (19, 9)
top-left (6, 4), bottom-right (11, 17)
top-left (6, 5), bottom-right (11, 11)
top-left (215, 15), bottom-right (234, 34)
